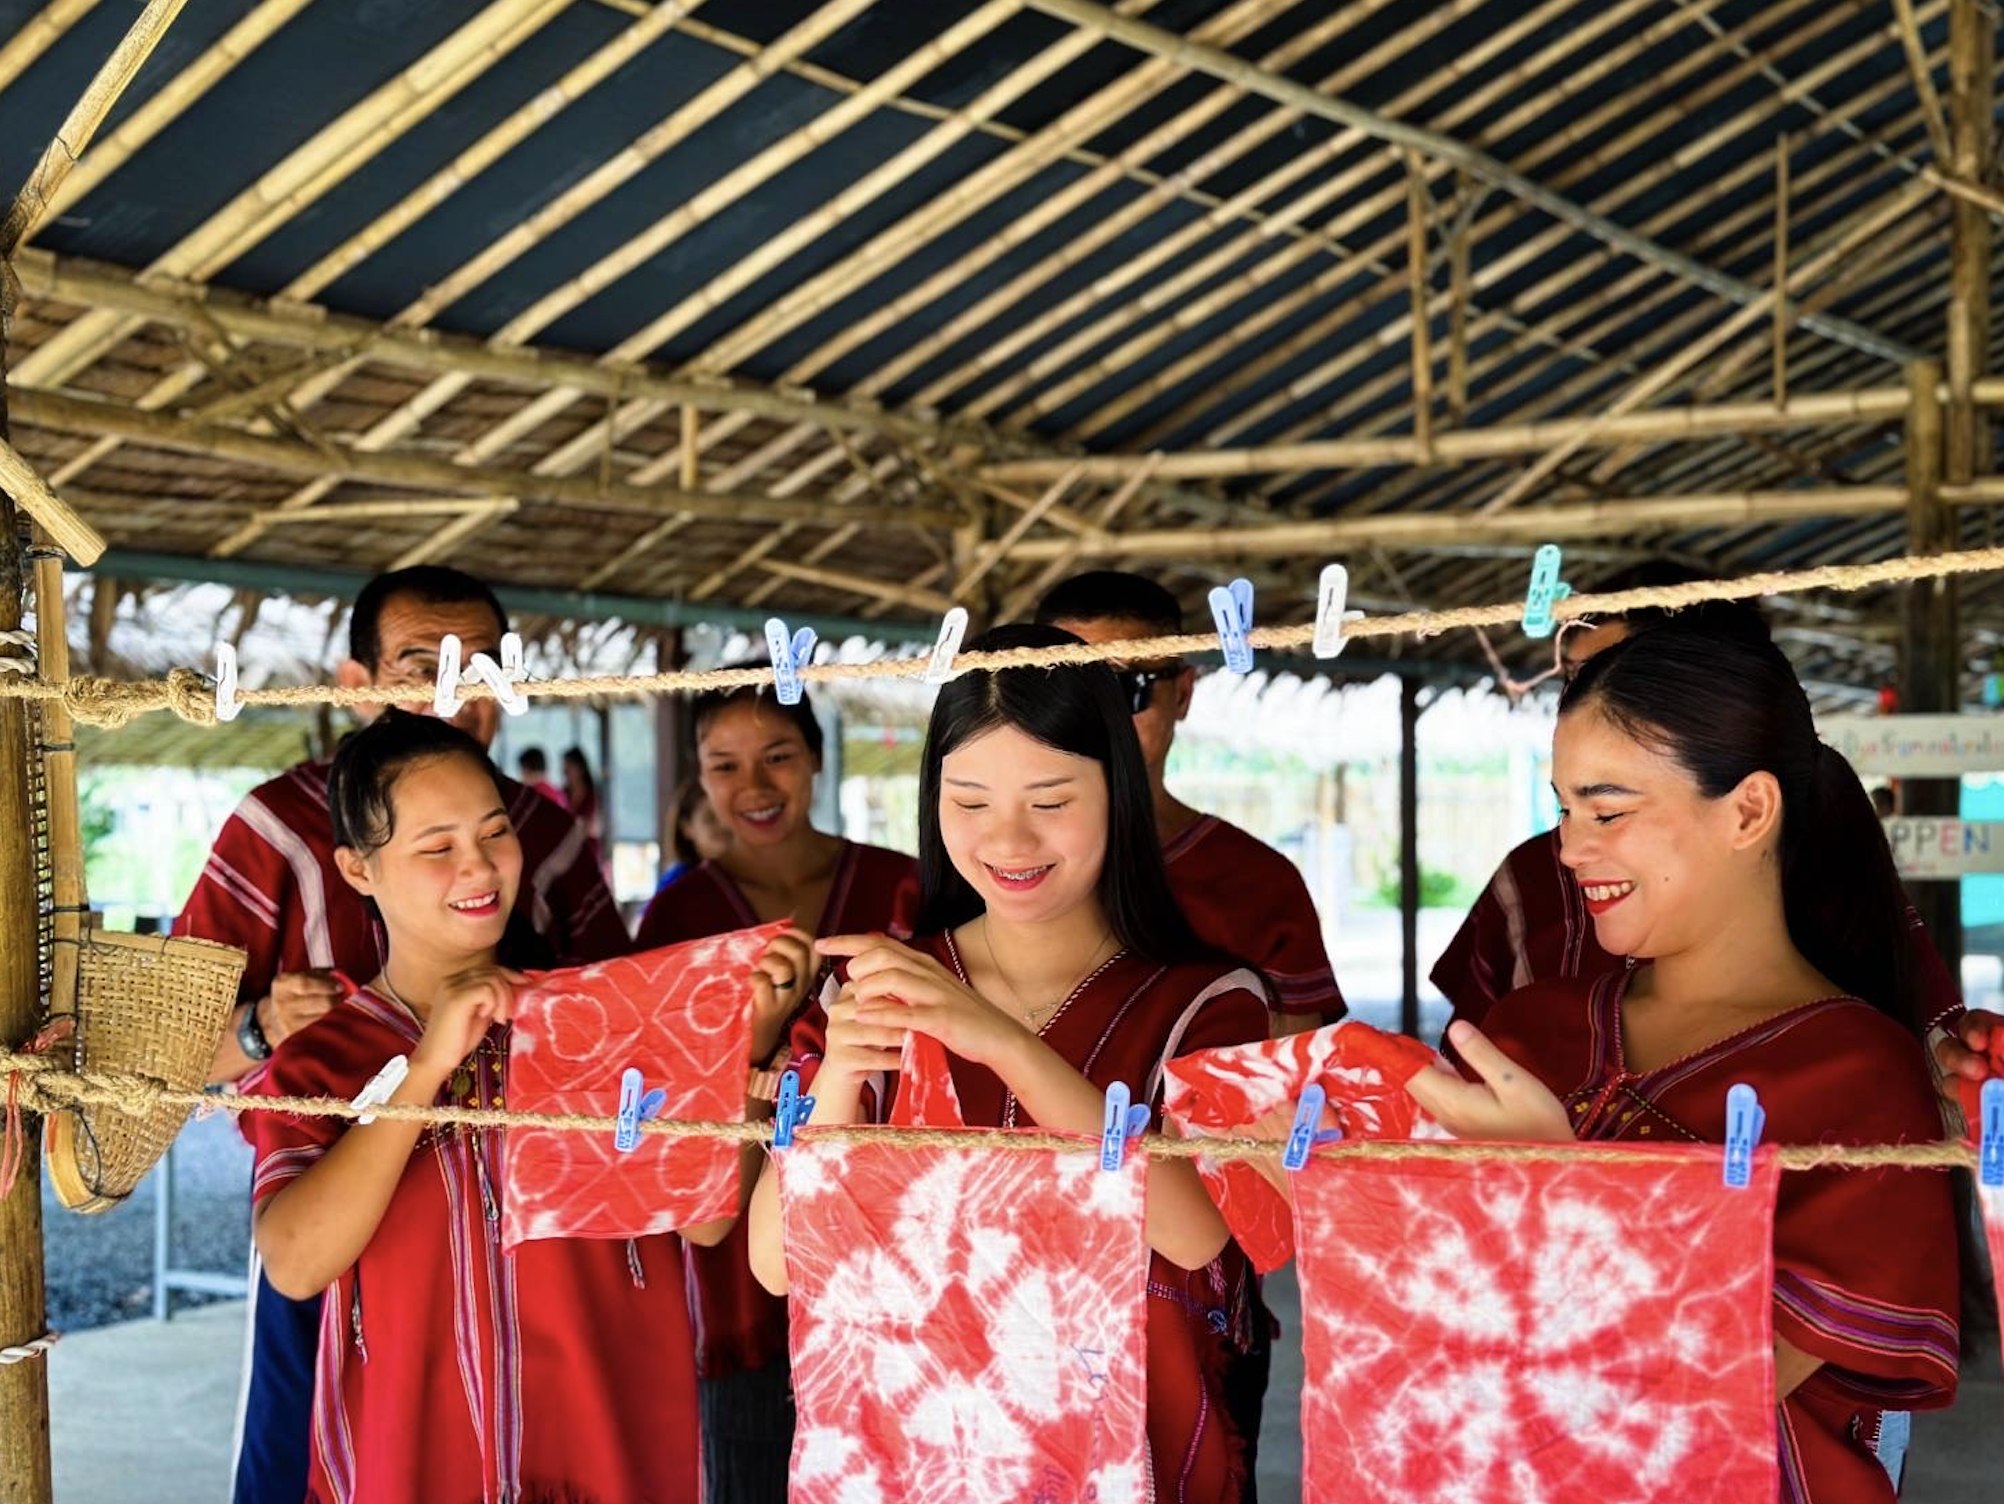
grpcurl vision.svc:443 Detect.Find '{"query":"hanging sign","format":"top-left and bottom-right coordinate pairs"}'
top-left (1819, 715), bottom-right (2004, 776)
top-left (1881, 817), bottom-right (2004, 880)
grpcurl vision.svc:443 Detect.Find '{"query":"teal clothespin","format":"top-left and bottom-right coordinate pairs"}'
top-left (1521, 544), bottom-right (1571, 640)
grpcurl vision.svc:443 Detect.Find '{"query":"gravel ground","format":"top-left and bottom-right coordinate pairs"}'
top-left (41, 1111), bottom-right (253, 1332)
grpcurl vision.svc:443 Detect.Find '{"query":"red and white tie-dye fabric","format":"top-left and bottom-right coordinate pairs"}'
top-left (1162, 1020), bottom-right (1450, 1272)
top-left (776, 1027), bottom-right (1152, 1503)
top-left (1985, 1185), bottom-right (2004, 1351)
top-left (501, 922), bottom-right (785, 1249)
top-left (1295, 1144), bottom-right (1781, 1502)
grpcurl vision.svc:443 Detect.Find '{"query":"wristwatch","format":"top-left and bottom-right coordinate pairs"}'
top-left (236, 1001), bottom-right (273, 1063)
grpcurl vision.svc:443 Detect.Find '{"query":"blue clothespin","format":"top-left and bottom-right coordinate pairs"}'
top-left (772, 1069), bottom-right (815, 1150)
top-left (1980, 1078), bottom-right (2004, 1190)
top-left (613, 1067), bottom-right (667, 1154)
top-left (1207, 578), bottom-right (1255, 675)
top-left (1521, 544), bottom-right (1572, 640)
top-left (764, 619), bottom-right (817, 707)
top-left (1722, 1082), bottom-right (1765, 1189)
top-left (1281, 1084), bottom-right (1344, 1171)
top-left (1099, 1082), bottom-right (1152, 1171)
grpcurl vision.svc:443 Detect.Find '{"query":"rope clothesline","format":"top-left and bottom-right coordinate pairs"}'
top-left (0, 1049), bottom-right (1979, 1172)
top-left (7, 545), bottom-right (2004, 730)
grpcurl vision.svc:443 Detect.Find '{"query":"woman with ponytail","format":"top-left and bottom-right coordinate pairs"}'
top-left (1407, 629), bottom-right (1959, 1504)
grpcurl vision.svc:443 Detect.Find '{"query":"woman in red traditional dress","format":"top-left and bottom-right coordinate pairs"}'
top-left (1409, 628), bottom-right (1960, 1504)
top-left (247, 711), bottom-right (751, 1504)
top-left (748, 624), bottom-right (1270, 1504)
top-left (634, 679), bottom-right (916, 1504)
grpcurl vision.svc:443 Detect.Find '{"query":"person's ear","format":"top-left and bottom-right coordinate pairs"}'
top-left (1170, 665), bottom-right (1196, 724)
top-left (333, 845), bottom-right (375, 898)
top-left (1726, 770), bottom-right (1784, 852)
top-left (335, 659), bottom-right (372, 691)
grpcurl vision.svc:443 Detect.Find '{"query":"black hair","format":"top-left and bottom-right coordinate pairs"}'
top-left (1034, 570), bottom-right (1184, 636)
top-left (1583, 560), bottom-right (1771, 644)
top-left (1561, 630), bottom-right (1914, 1032)
top-left (690, 678), bottom-right (824, 764)
top-left (517, 747), bottom-right (549, 775)
top-left (913, 623), bottom-right (1204, 963)
top-left (670, 777), bottom-right (710, 867)
top-left (327, 709), bottom-right (552, 969)
top-left (347, 566), bottom-right (508, 671)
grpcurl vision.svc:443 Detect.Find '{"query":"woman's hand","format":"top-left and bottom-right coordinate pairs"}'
top-left (408, 966), bottom-right (520, 1082)
top-left (819, 934), bottom-right (1032, 1071)
top-left (748, 928), bottom-right (817, 1060)
top-left (819, 983), bottom-right (907, 1088)
top-left (1404, 1022), bottom-right (1574, 1142)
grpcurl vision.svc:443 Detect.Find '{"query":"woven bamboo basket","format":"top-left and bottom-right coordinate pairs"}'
top-left (43, 929), bottom-right (246, 1212)
top-left (25, 546), bottom-right (248, 1212)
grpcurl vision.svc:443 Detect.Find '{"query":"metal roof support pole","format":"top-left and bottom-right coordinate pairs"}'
top-left (0, 262), bottom-right (55, 1504)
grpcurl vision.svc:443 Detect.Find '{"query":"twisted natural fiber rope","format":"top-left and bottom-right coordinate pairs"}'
top-left (1, 1051), bottom-right (1978, 1171)
top-left (6, 546), bottom-right (2004, 729)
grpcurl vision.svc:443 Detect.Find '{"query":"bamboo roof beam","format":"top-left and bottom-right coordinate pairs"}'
top-left (10, 0), bottom-right (313, 246)
top-left (756, 559), bottom-right (956, 616)
top-left (1191, 22), bottom-right (1933, 466)
top-left (9, 0), bottom-right (577, 389)
top-left (774, 0), bottom-right (1448, 396)
top-left (743, 522), bottom-right (865, 608)
top-left (653, 0), bottom-right (1296, 377)
top-left (0, 433), bottom-right (106, 563)
top-left (981, 390), bottom-right (1915, 482)
top-left (0, 1), bottom-right (104, 96)
top-left (1895, 0), bottom-right (1955, 162)
top-left (1006, 488), bottom-right (1916, 562)
top-left (389, 504), bottom-right (516, 571)
top-left (996, 459), bottom-right (1160, 622)
top-left (10, 251), bottom-right (954, 444)
top-left (7, 388), bottom-right (960, 532)
top-left (1089, 0), bottom-right (1904, 450)
top-left (1, 0), bottom-right (192, 253)
top-left (1022, 0), bottom-right (1913, 364)
top-left (934, 0), bottom-right (1646, 425)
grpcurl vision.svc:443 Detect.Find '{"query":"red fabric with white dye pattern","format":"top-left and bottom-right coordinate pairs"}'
top-left (502, 924), bottom-right (785, 1249)
top-left (1161, 1021), bottom-right (1449, 1272)
top-left (777, 1129), bottom-right (1150, 1504)
top-left (1295, 1146), bottom-right (1783, 1504)
top-left (1986, 1187), bottom-right (2004, 1357)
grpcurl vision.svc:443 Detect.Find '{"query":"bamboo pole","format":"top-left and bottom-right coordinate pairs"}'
top-left (0, 0), bottom-right (192, 254)
top-left (1005, 487), bottom-right (1914, 561)
top-left (995, 461), bottom-right (1158, 621)
top-left (8, 0), bottom-right (577, 391)
top-left (1405, 150), bottom-right (1435, 459)
top-left (1774, 136), bottom-right (1790, 406)
top-left (1903, 357), bottom-right (1960, 967)
top-left (980, 389), bottom-right (1915, 481)
top-left (13, 0), bottom-right (315, 245)
top-left (952, 465), bottom-right (1085, 599)
top-left (0, 438), bottom-right (106, 564)
top-left (5, 388), bottom-right (959, 532)
top-left (1946, 0), bottom-right (1994, 488)
top-left (755, 560), bottom-right (956, 616)
top-left (1893, 0), bottom-right (1954, 162)
top-left (0, 0), bottom-right (103, 96)
top-left (0, 253), bottom-right (54, 1504)
top-left (1447, 172), bottom-right (1474, 424)
top-left (388, 504), bottom-right (517, 570)
top-left (1124, 0), bottom-right (1911, 455)
top-left (1021, 0), bottom-right (1911, 363)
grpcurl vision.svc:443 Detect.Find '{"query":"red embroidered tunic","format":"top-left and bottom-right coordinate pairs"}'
top-left (248, 988), bottom-right (699, 1504)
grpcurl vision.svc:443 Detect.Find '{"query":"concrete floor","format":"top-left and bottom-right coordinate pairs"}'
top-left (40, 1291), bottom-right (2003, 1501)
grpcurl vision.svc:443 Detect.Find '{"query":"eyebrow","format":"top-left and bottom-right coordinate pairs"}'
top-left (410, 808), bottom-right (508, 838)
top-left (1558, 781), bottom-right (1644, 800)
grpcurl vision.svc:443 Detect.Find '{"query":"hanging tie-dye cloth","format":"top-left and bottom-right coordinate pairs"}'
top-left (502, 923), bottom-right (785, 1249)
top-left (1294, 1144), bottom-right (1782, 1502)
top-left (775, 1030), bottom-right (1152, 1503)
top-left (1161, 1020), bottom-right (1449, 1271)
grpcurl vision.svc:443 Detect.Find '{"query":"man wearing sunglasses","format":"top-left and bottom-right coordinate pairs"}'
top-left (1037, 571), bottom-right (1344, 1504)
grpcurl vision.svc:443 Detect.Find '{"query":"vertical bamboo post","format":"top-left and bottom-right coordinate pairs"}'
top-left (1772, 135), bottom-right (1789, 407)
top-left (652, 628), bottom-right (687, 864)
top-left (0, 264), bottom-right (55, 1504)
top-left (1903, 360), bottom-right (1960, 970)
top-left (1946, 0), bottom-right (1993, 489)
top-left (1404, 150), bottom-right (1434, 459)
top-left (1446, 170), bottom-right (1472, 426)
top-left (1398, 674), bottom-right (1421, 1040)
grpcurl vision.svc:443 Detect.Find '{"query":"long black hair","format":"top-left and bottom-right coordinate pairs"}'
top-left (327, 709), bottom-right (553, 969)
top-left (1561, 629), bottom-right (1914, 1032)
top-left (690, 678), bottom-right (824, 763)
top-left (913, 623), bottom-right (1204, 964)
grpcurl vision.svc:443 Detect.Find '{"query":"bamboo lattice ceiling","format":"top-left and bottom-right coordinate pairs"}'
top-left (0, 0), bottom-right (2000, 691)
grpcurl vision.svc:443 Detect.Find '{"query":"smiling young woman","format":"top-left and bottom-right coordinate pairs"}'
top-left (1408, 630), bottom-right (1959, 1504)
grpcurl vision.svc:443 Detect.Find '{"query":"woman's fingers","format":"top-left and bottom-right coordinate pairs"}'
top-left (1444, 1021), bottom-right (1527, 1093)
top-left (1401, 1062), bottom-right (1483, 1122)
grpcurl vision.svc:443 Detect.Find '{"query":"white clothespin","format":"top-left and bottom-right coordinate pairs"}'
top-left (1313, 564), bottom-right (1364, 660)
top-left (433, 634), bottom-right (467, 717)
top-left (466, 631), bottom-right (529, 717)
top-left (214, 644), bottom-right (243, 722)
top-left (765, 619), bottom-right (817, 706)
top-left (923, 607), bottom-right (968, 686)
top-left (1207, 578), bottom-right (1255, 675)
top-left (352, 1055), bottom-right (410, 1126)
